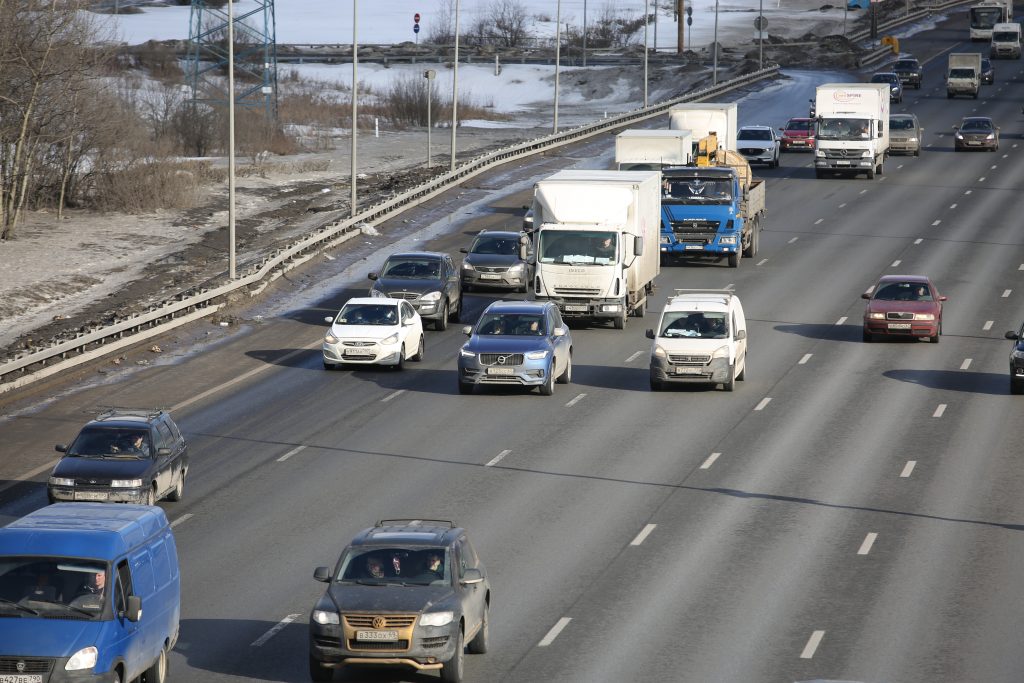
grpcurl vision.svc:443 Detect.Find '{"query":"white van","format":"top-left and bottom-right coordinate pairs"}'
top-left (646, 289), bottom-right (747, 391)
top-left (991, 22), bottom-right (1021, 58)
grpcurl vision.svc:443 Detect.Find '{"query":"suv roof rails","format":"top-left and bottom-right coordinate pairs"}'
top-left (671, 288), bottom-right (734, 298)
top-left (376, 519), bottom-right (455, 529)
top-left (94, 407), bottom-right (166, 421)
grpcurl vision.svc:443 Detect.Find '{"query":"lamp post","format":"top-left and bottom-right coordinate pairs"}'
top-left (644, 0), bottom-right (649, 107)
top-left (450, 0), bottom-right (461, 172)
top-left (583, 0), bottom-right (588, 66)
top-left (350, 0), bottom-right (358, 217)
top-left (712, 0), bottom-right (719, 85)
top-left (759, 0), bottom-right (764, 69)
top-left (425, 69), bottom-right (435, 167)
top-left (227, 0), bottom-right (236, 279)
top-left (554, 0), bottom-right (562, 133)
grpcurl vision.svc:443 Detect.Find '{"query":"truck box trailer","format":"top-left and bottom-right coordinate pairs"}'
top-left (615, 129), bottom-right (693, 170)
top-left (813, 82), bottom-right (890, 179)
top-left (668, 103), bottom-right (738, 152)
top-left (947, 53), bottom-right (983, 97)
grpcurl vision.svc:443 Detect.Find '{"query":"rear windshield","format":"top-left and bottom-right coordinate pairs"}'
top-left (0, 557), bottom-right (108, 620)
top-left (334, 547), bottom-right (451, 586)
top-left (68, 427), bottom-right (151, 458)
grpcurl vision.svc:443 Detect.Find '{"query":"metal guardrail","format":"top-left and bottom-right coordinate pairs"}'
top-left (847, 0), bottom-right (975, 44)
top-left (0, 65), bottom-right (779, 395)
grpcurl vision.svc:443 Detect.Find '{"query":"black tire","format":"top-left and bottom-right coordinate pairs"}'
top-left (914, 148), bottom-right (920, 157)
top-left (166, 470), bottom-right (185, 502)
top-left (632, 298), bottom-right (645, 318)
top-left (309, 655), bottom-right (333, 682)
top-left (110, 669), bottom-right (123, 683)
top-left (876, 160), bottom-right (883, 176)
top-left (411, 334), bottom-right (424, 362)
top-left (450, 296), bottom-right (462, 323)
top-left (557, 354), bottom-right (572, 384)
top-left (929, 328), bottom-right (940, 344)
top-left (517, 283), bottom-right (528, 293)
top-left (458, 381), bottom-right (474, 395)
top-left (613, 312), bottom-right (626, 329)
top-left (440, 628), bottom-right (464, 683)
top-left (736, 356), bottom-right (746, 381)
top-left (743, 221), bottom-right (759, 258)
top-left (866, 166), bottom-right (875, 180)
top-left (728, 251), bottom-right (740, 268)
top-left (722, 367), bottom-right (735, 392)
top-left (650, 378), bottom-right (664, 392)
top-left (862, 328), bottom-right (873, 343)
top-left (467, 604), bottom-right (489, 654)
top-left (1011, 378), bottom-right (1024, 395)
top-left (142, 646), bottom-right (168, 683)
top-left (814, 170), bottom-right (823, 179)
top-left (394, 346), bottom-right (405, 371)
top-left (540, 365), bottom-right (555, 396)
top-left (434, 303), bottom-right (449, 331)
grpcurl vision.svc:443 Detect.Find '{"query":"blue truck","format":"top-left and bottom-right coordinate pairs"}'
top-left (659, 149), bottom-right (766, 268)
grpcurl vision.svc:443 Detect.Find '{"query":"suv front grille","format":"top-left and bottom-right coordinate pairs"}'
top-left (480, 353), bottom-right (524, 366)
top-left (348, 639), bottom-right (410, 651)
top-left (739, 147), bottom-right (767, 156)
top-left (0, 659), bottom-right (52, 674)
top-left (668, 354), bottom-right (711, 365)
top-left (344, 614), bottom-right (417, 628)
top-left (886, 312), bottom-right (914, 320)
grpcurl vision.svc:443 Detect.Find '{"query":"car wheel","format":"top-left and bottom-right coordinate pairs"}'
top-left (440, 628), bottom-right (465, 683)
top-left (458, 381), bottom-right (474, 395)
top-left (394, 346), bottom-right (405, 370)
top-left (1011, 378), bottom-right (1024, 395)
top-left (144, 486), bottom-right (156, 506)
top-left (411, 334), bottom-right (424, 361)
top-left (309, 655), bottom-right (333, 682)
top-left (736, 355), bottom-right (746, 381)
top-left (632, 297), bottom-right (645, 318)
top-left (613, 309), bottom-right (626, 329)
top-left (914, 148), bottom-right (920, 157)
top-left (540, 365), bottom-right (556, 396)
top-left (866, 166), bottom-right (875, 179)
top-left (467, 604), bottom-right (490, 654)
top-left (142, 645), bottom-right (168, 683)
top-left (557, 354), bottom-right (572, 384)
top-left (929, 327), bottom-right (940, 344)
top-left (862, 328), bottom-right (873, 343)
top-left (722, 367), bottom-right (735, 392)
top-left (166, 469), bottom-right (185, 502)
top-left (450, 296), bottom-right (462, 323)
top-left (650, 378), bottom-right (664, 391)
top-left (728, 251), bottom-right (740, 268)
top-left (434, 303), bottom-right (449, 331)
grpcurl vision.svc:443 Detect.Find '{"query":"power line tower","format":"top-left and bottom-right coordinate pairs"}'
top-left (186, 0), bottom-right (278, 119)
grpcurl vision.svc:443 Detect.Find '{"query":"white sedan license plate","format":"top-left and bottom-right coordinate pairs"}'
top-left (674, 366), bottom-right (703, 375)
top-left (564, 304), bottom-right (588, 312)
top-left (75, 491), bottom-right (108, 501)
top-left (0, 676), bottom-right (43, 683)
top-left (344, 348), bottom-right (375, 357)
top-left (479, 273), bottom-right (501, 280)
top-left (356, 630), bottom-right (399, 642)
top-left (487, 367), bottom-right (515, 375)
top-left (888, 323), bottom-right (912, 330)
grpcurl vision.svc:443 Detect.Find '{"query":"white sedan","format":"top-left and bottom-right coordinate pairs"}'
top-left (322, 297), bottom-right (424, 370)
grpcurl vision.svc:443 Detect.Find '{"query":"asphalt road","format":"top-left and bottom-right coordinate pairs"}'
top-left (3, 8), bottom-right (1024, 683)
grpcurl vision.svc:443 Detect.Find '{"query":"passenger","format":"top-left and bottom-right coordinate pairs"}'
top-left (708, 317), bottom-right (727, 337)
top-left (365, 557), bottom-right (385, 580)
top-left (417, 553), bottom-right (444, 581)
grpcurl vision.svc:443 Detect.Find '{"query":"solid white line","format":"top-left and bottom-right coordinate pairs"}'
top-left (949, 203), bottom-right (957, 209)
top-left (753, 397), bottom-right (772, 411)
top-left (814, 218), bottom-right (823, 225)
top-left (960, 358), bottom-right (972, 370)
top-left (836, 316), bottom-right (848, 325)
top-left (0, 458), bottom-right (61, 495)
top-left (625, 350), bottom-right (644, 363)
top-left (900, 460), bottom-right (916, 478)
top-left (1002, 290), bottom-right (1012, 298)
top-left (1003, 154), bottom-right (1009, 159)
top-left (789, 237), bottom-right (799, 243)
top-left (913, 238), bottom-right (923, 245)
top-left (251, 614), bottom-right (302, 647)
top-left (800, 631), bottom-right (825, 659)
top-left (170, 513), bottom-right (193, 529)
top-left (277, 445), bottom-right (307, 463)
top-left (565, 393), bottom-right (587, 407)
top-left (933, 404), bottom-right (947, 418)
top-left (931, 220), bottom-right (941, 226)
top-left (891, 260), bottom-right (901, 267)
top-left (700, 452), bottom-right (722, 469)
top-left (486, 449), bottom-right (511, 467)
top-left (756, 258), bottom-right (769, 266)
top-left (897, 164), bottom-right (904, 169)
top-left (538, 617), bottom-right (572, 647)
top-left (381, 389), bottom-right (405, 403)
top-left (983, 320), bottom-right (994, 331)
top-left (799, 353), bottom-right (812, 365)
top-left (630, 524), bottom-right (657, 546)
top-left (857, 532), bottom-right (878, 555)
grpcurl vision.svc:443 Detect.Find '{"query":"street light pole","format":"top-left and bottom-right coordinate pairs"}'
top-left (554, 0), bottom-right (562, 133)
top-left (653, 0), bottom-right (658, 52)
top-left (350, 0), bottom-right (358, 217)
top-left (583, 0), bottom-right (588, 67)
top-left (450, 0), bottom-right (461, 172)
top-left (227, 0), bottom-right (236, 279)
top-left (425, 70), bottom-right (435, 168)
top-left (713, 0), bottom-right (719, 85)
top-left (644, 0), bottom-right (649, 107)
top-left (759, 0), bottom-right (764, 69)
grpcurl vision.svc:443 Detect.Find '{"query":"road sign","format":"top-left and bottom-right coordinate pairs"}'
top-left (754, 15), bottom-right (767, 30)
top-left (414, 12), bottom-right (421, 22)
top-left (687, 15), bottom-right (692, 25)
top-left (414, 23), bottom-right (420, 34)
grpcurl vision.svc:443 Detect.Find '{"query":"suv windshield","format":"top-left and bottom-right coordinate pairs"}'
top-left (874, 282), bottom-right (933, 301)
top-left (660, 311), bottom-right (729, 339)
top-left (894, 60), bottom-right (918, 70)
top-left (817, 118), bottom-right (870, 141)
top-left (661, 177), bottom-right (733, 205)
top-left (537, 230), bottom-right (617, 265)
top-left (68, 427), bottom-right (151, 458)
top-left (738, 129), bottom-right (772, 141)
top-left (471, 236), bottom-right (518, 255)
top-left (785, 120), bottom-right (812, 132)
top-left (335, 303), bottom-right (398, 326)
top-left (0, 557), bottom-right (107, 620)
top-left (335, 547), bottom-right (450, 586)
top-left (475, 313), bottom-right (546, 336)
top-left (381, 258), bottom-right (441, 279)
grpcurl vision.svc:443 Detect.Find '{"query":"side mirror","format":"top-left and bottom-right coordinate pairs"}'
top-left (367, 272), bottom-right (378, 281)
top-left (462, 325), bottom-right (473, 336)
top-left (1005, 331), bottom-right (1020, 340)
top-left (55, 444), bottom-right (67, 453)
top-left (157, 447), bottom-right (171, 457)
top-left (553, 327), bottom-right (566, 337)
top-left (520, 245), bottom-right (529, 261)
top-left (460, 568), bottom-right (484, 586)
top-left (402, 318), bottom-right (414, 326)
top-left (938, 295), bottom-right (948, 302)
top-left (313, 566), bottom-right (331, 583)
top-left (459, 247), bottom-right (468, 253)
top-left (324, 316), bottom-right (334, 324)
top-left (125, 595), bottom-right (142, 623)
top-left (634, 235), bottom-right (644, 257)
top-left (861, 292), bottom-right (871, 299)
top-left (734, 329), bottom-right (747, 341)
top-left (778, 127), bottom-right (785, 132)
top-left (645, 329), bottom-right (655, 339)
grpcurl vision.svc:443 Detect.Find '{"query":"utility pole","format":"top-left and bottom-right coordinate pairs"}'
top-left (713, 0), bottom-right (719, 85)
top-left (554, 0), bottom-right (562, 133)
top-left (350, 0), bottom-right (358, 217)
top-left (677, 0), bottom-right (685, 54)
top-left (643, 0), bottom-right (649, 107)
top-left (653, 0), bottom-right (658, 52)
top-left (450, 0), bottom-right (461, 172)
top-left (583, 0), bottom-right (588, 66)
top-left (425, 69), bottom-right (435, 167)
top-left (227, 0), bottom-right (236, 279)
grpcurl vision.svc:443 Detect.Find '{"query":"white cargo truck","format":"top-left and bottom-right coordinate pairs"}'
top-left (615, 129), bottom-right (693, 171)
top-left (813, 83), bottom-right (890, 179)
top-left (947, 53), bottom-right (982, 97)
top-left (668, 103), bottom-right (738, 152)
top-left (531, 170), bottom-right (661, 329)
top-left (991, 22), bottom-right (1021, 58)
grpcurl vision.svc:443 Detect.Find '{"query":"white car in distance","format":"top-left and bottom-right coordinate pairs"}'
top-left (323, 297), bottom-right (424, 370)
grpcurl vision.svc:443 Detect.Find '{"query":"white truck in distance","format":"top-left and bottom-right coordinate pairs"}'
top-left (991, 22), bottom-right (1021, 58)
top-left (668, 103), bottom-right (738, 152)
top-left (615, 129), bottom-right (693, 171)
top-left (947, 53), bottom-right (982, 97)
top-left (814, 83), bottom-right (890, 179)
top-left (531, 170), bottom-right (661, 329)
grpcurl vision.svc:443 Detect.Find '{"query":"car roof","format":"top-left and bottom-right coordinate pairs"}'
top-left (350, 520), bottom-right (463, 548)
top-left (739, 125), bottom-right (772, 130)
top-left (481, 300), bottom-right (552, 315)
top-left (872, 72), bottom-right (899, 77)
top-left (889, 113), bottom-right (916, 119)
top-left (876, 274), bottom-right (932, 284)
top-left (343, 297), bottom-right (401, 306)
top-left (386, 251), bottom-right (445, 260)
top-left (85, 409), bottom-right (163, 429)
top-left (785, 117), bottom-right (813, 122)
top-left (475, 230), bottom-right (522, 238)
top-left (665, 289), bottom-right (735, 312)
top-left (895, 57), bottom-right (919, 63)
top-left (961, 116), bottom-right (993, 123)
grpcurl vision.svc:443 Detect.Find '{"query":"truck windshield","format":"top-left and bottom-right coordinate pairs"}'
top-left (949, 68), bottom-right (976, 79)
top-left (660, 311), bottom-right (729, 339)
top-left (334, 547), bottom-right (451, 586)
top-left (817, 118), bottom-right (871, 141)
top-left (970, 7), bottom-right (1002, 27)
top-left (661, 178), bottom-right (732, 205)
top-left (993, 31), bottom-right (1018, 40)
top-left (0, 557), bottom-right (108, 620)
top-left (537, 230), bottom-right (617, 265)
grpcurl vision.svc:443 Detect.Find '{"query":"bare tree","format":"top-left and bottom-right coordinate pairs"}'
top-left (426, 0), bottom-right (456, 45)
top-left (487, 0), bottom-right (531, 48)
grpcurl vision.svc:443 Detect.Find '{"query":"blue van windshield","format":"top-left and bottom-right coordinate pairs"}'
top-left (0, 557), bottom-right (107, 619)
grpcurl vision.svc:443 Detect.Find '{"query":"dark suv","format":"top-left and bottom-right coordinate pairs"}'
top-left (369, 252), bottom-right (462, 331)
top-left (892, 57), bottom-right (923, 89)
top-left (48, 409), bottom-right (189, 505)
top-left (1005, 324), bottom-right (1024, 394)
top-left (309, 520), bottom-right (490, 683)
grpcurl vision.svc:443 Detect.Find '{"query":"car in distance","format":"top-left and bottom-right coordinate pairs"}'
top-left (48, 408), bottom-right (189, 506)
top-left (646, 289), bottom-right (747, 392)
top-left (953, 116), bottom-right (999, 151)
top-left (323, 297), bottom-right (424, 370)
top-left (892, 56), bottom-right (923, 88)
top-left (368, 252), bottom-right (462, 330)
top-left (460, 230), bottom-right (530, 293)
top-left (889, 113), bottom-right (923, 156)
top-left (779, 117), bottom-right (815, 151)
top-left (861, 275), bottom-right (946, 343)
top-left (309, 519), bottom-right (490, 683)
top-left (457, 300), bottom-right (572, 396)
top-left (870, 71), bottom-right (904, 103)
top-left (736, 125), bottom-right (781, 168)
top-left (980, 57), bottom-right (995, 84)
top-left (1005, 323), bottom-right (1024, 394)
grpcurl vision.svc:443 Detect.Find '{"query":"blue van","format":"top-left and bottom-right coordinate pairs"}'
top-left (0, 503), bottom-right (180, 683)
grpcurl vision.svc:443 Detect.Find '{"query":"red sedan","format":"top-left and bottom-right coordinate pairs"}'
top-left (862, 275), bottom-right (946, 343)
top-left (779, 117), bottom-right (815, 151)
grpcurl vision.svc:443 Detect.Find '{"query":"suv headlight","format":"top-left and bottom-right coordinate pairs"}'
top-left (312, 610), bottom-right (340, 625)
top-left (111, 479), bottom-right (143, 488)
top-left (913, 313), bottom-right (935, 321)
top-left (421, 291), bottom-right (442, 303)
top-left (868, 312), bottom-right (885, 320)
top-left (1012, 349), bottom-right (1024, 360)
top-left (712, 345), bottom-right (730, 359)
top-left (460, 348), bottom-right (476, 358)
top-left (65, 646), bottom-right (98, 671)
top-left (462, 262), bottom-right (475, 271)
top-left (419, 611), bottom-right (454, 627)
top-left (381, 333), bottom-right (399, 345)
top-left (49, 476), bottom-right (74, 487)
top-left (653, 345), bottom-right (667, 359)
top-left (325, 333), bottom-right (340, 344)
top-left (525, 350), bottom-right (549, 360)
top-left (369, 288), bottom-right (386, 298)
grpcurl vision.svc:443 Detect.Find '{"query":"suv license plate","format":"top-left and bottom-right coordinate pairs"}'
top-left (564, 305), bottom-right (588, 312)
top-left (487, 367), bottom-right (515, 375)
top-left (674, 366), bottom-right (703, 375)
top-left (888, 323), bottom-right (912, 329)
top-left (356, 630), bottom-right (399, 642)
top-left (0, 676), bottom-right (43, 683)
top-left (75, 491), bottom-right (108, 501)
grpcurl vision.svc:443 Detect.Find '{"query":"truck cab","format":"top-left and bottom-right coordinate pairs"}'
top-left (813, 83), bottom-right (890, 179)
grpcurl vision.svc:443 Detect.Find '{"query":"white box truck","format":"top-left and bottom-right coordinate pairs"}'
top-left (813, 83), bottom-right (890, 179)
top-left (668, 103), bottom-right (738, 152)
top-left (615, 129), bottom-right (693, 170)
top-left (947, 53), bottom-right (982, 97)
top-left (531, 170), bottom-right (661, 329)
top-left (991, 22), bottom-right (1021, 58)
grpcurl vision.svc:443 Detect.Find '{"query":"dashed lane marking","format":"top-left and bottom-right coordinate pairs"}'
top-left (838, 203), bottom-right (847, 208)
top-left (700, 452), bottom-right (722, 469)
top-left (983, 320), bottom-right (994, 331)
top-left (960, 358), bottom-right (972, 370)
top-left (630, 524), bottom-right (657, 546)
top-left (931, 220), bottom-right (941, 226)
top-left (949, 203), bottom-right (957, 209)
top-left (486, 450), bottom-right (511, 467)
top-left (251, 614), bottom-right (302, 647)
top-left (625, 350), bottom-right (644, 363)
top-left (836, 316), bottom-right (848, 325)
top-left (754, 397), bottom-right (772, 411)
top-left (1002, 290), bottom-right (1012, 298)
top-left (913, 238), bottom-right (923, 245)
top-left (565, 393), bottom-right (587, 407)
top-left (800, 631), bottom-right (825, 659)
top-left (799, 353), bottom-right (812, 365)
top-left (857, 532), bottom-right (878, 556)
top-left (788, 237), bottom-right (799, 243)
top-left (756, 258), bottom-right (769, 266)
top-left (900, 461), bottom-right (917, 478)
top-left (891, 260), bottom-right (901, 267)
top-left (277, 445), bottom-right (307, 462)
top-left (933, 404), bottom-right (947, 418)
top-left (814, 218), bottom-right (823, 225)
top-left (965, 190), bottom-right (972, 195)
top-left (381, 389), bottom-right (406, 403)
top-left (170, 514), bottom-right (193, 529)
top-left (538, 618), bottom-right (572, 647)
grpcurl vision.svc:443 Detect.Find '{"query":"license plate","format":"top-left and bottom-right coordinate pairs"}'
top-left (479, 273), bottom-right (500, 280)
top-left (684, 245), bottom-right (704, 251)
top-left (673, 366), bottom-right (703, 375)
top-left (834, 160), bottom-right (850, 166)
top-left (75, 491), bottom-right (108, 501)
top-left (888, 323), bottom-right (912, 329)
top-left (344, 348), bottom-right (375, 357)
top-left (0, 676), bottom-right (43, 683)
top-left (356, 630), bottom-right (399, 642)
top-left (564, 305), bottom-right (588, 312)
top-left (967, 141), bottom-right (979, 145)
top-left (487, 367), bottom-right (515, 375)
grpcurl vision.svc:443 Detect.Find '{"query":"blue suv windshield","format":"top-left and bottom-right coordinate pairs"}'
top-left (476, 313), bottom-right (546, 336)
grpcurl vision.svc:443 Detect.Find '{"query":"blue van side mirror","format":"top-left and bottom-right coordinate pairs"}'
top-left (125, 595), bottom-right (142, 622)
top-left (55, 444), bottom-right (67, 453)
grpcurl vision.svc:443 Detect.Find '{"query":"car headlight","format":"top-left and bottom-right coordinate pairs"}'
top-left (324, 333), bottom-right (340, 344)
top-left (985, 133), bottom-right (995, 140)
top-left (419, 611), bottom-right (454, 627)
top-left (816, 149), bottom-right (825, 157)
top-left (460, 348), bottom-right (476, 358)
top-left (509, 262), bottom-right (526, 273)
top-left (369, 288), bottom-right (386, 298)
top-left (913, 313), bottom-right (935, 321)
top-left (111, 479), bottom-right (143, 488)
top-left (868, 312), bottom-right (885, 320)
top-left (653, 345), bottom-right (667, 359)
top-left (712, 345), bottom-right (730, 359)
top-left (421, 291), bottom-right (442, 303)
top-left (312, 610), bottom-right (340, 625)
top-left (49, 476), bottom-right (74, 487)
top-left (462, 262), bottom-right (475, 271)
top-left (65, 646), bottom-right (98, 671)
top-left (381, 333), bottom-right (399, 345)
top-left (525, 350), bottom-right (549, 360)
top-left (1012, 349), bottom-right (1024, 360)
top-left (955, 133), bottom-right (964, 140)
top-left (908, 137), bottom-right (918, 142)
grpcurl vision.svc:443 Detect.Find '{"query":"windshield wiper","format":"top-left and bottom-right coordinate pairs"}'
top-left (0, 598), bottom-right (39, 616)
top-left (32, 600), bottom-right (96, 618)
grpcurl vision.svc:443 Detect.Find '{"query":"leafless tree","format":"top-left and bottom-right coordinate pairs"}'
top-left (426, 0), bottom-right (456, 45)
top-left (487, 0), bottom-right (531, 48)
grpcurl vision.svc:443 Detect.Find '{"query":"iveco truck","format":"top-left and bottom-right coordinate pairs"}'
top-left (813, 82), bottom-right (890, 179)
